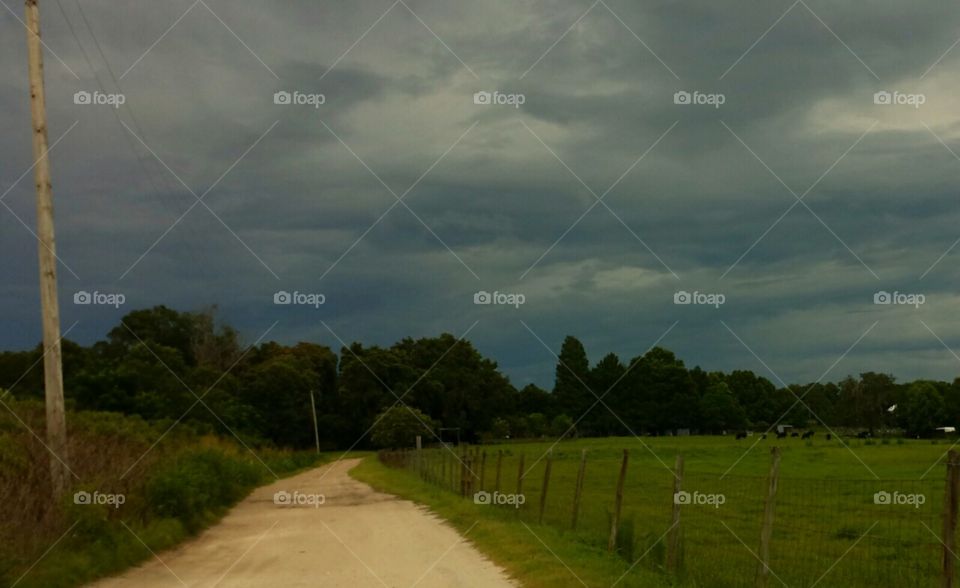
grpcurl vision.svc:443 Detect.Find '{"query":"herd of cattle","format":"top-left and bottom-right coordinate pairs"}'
top-left (732, 430), bottom-right (859, 441)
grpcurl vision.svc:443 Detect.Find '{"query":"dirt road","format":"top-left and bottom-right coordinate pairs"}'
top-left (90, 459), bottom-right (516, 587)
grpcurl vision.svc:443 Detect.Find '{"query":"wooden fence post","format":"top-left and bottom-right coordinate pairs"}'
top-left (479, 451), bottom-right (487, 491)
top-left (441, 451), bottom-right (447, 489)
top-left (608, 449), bottom-right (629, 552)
top-left (466, 455), bottom-right (475, 497)
top-left (942, 450), bottom-right (960, 588)
top-left (539, 450), bottom-right (553, 524)
top-left (756, 446), bottom-right (781, 588)
top-left (416, 435), bottom-right (422, 477)
top-left (460, 451), bottom-right (468, 497)
top-left (571, 449), bottom-right (587, 530)
top-left (666, 454), bottom-right (684, 572)
top-left (495, 450), bottom-right (503, 493)
top-left (517, 453), bottom-right (526, 507)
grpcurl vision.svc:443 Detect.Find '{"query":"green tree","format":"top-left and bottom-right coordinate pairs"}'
top-left (554, 336), bottom-right (591, 420)
top-left (699, 382), bottom-right (747, 433)
top-left (900, 382), bottom-right (945, 437)
top-left (370, 406), bottom-right (436, 448)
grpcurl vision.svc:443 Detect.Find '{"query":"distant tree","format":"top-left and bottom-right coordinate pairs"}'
top-left (554, 336), bottom-right (591, 421)
top-left (527, 413), bottom-right (548, 437)
top-left (489, 417), bottom-right (510, 439)
top-left (370, 406), bottom-right (436, 448)
top-left (549, 414), bottom-right (574, 438)
top-left (190, 306), bottom-right (242, 371)
top-left (518, 383), bottom-right (554, 418)
top-left (107, 306), bottom-right (196, 365)
top-left (587, 353), bottom-right (625, 435)
top-left (900, 382), bottom-right (945, 437)
top-left (617, 347), bottom-right (696, 434)
top-left (699, 382), bottom-right (747, 433)
top-left (725, 370), bottom-right (778, 426)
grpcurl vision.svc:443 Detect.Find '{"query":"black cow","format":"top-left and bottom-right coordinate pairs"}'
top-left (776, 431), bottom-right (787, 439)
top-left (790, 432), bottom-right (799, 438)
top-left (735, 431), bottom-right (747, 440)
top-left (857, 431), bottom-right (871, 439)
top-left (761, 433), bottom-right (767, 440)
top-left (801, 431), bottom-right (814, 440)
top-left (825, 433), bottom-right (832, 441)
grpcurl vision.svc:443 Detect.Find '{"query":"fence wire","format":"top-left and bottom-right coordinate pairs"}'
top-left (380, 447), bottom-right (950, 588)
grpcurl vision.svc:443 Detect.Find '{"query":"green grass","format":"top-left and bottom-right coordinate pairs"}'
top-left (358, 435), bottom-right (956, 588)
top-left (351, 454), bottom-right (673, 588)
top-left (0, 400), bottom-right (333, 588)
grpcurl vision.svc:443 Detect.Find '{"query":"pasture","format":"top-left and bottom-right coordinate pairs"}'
top-left (380, 434), bottom-right (957, 587)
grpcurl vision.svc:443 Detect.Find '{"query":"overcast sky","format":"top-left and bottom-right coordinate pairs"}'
top-left (3, 0), bottom-right (960, 388)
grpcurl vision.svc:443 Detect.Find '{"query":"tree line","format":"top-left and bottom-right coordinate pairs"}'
top-left (0, 306), bottom-right (957, 449)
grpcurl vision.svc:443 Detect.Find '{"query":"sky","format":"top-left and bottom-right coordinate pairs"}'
top-left (2, 0), bottom-right (960, 389)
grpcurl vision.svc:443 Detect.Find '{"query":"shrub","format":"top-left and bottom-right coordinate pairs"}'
top-left (145, 449), bottom-right (262, 532)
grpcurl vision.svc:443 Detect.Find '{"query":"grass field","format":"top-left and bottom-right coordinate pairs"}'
top-left (360, 435), bottom-right (958, 587)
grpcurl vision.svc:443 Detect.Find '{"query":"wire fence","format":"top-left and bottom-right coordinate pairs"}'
top-left (379, 445), bottom-right (956, 588)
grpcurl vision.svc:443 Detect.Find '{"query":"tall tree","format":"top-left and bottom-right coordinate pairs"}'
top-left (553, 336), bottom-right (591, 422)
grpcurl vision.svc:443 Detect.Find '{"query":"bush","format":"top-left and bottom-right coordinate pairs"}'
top-left (370, 406), bottom-right (437, 449)
top-left (145, 448), bottom-right (262, 532)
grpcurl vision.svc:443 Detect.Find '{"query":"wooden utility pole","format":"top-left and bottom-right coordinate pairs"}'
top-left (25, 0), bottom-right (69, 498)
top-left (309, 390), bottom-right (320, 455)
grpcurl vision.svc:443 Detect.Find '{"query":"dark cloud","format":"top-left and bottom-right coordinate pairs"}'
top-left (3, 0), bottom-right (960, 388)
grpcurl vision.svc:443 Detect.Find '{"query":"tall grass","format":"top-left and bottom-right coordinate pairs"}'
top-left (0, 399), bottom-right (322, 587)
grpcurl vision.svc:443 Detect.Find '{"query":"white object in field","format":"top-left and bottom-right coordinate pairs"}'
top-left (936, 426), bottom-right (956, 433)
top-left (887, 404), bottom-right (897, 413)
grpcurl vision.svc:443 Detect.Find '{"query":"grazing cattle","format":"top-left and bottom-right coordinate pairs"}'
top-left (735, 431), bottom-right (747, 440)
top-left (801, 431), bottom-right (814, 440)
top-left (825, 433), bottom-right (832, 441)
top-left (776, 431), bottom-right (787, 439)
top-left (857, 431), bottom-right (871, 439)
top-left (761, 433), bottom-right (767, 440)
top-left (790, 432), bottom-right (799, 438)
